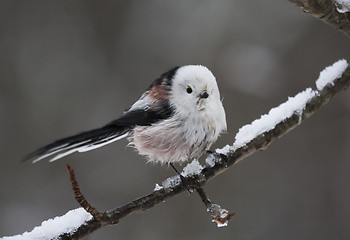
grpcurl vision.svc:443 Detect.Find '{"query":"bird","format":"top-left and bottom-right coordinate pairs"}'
top-left (24, 65), bottom-right (227, 165)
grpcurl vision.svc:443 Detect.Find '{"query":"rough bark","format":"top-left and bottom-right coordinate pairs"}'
top-left (288, 0), bottom-right (350, 38)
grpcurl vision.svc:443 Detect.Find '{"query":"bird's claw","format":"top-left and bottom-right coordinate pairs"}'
top-left (207, 150), bottom-right (229, 167)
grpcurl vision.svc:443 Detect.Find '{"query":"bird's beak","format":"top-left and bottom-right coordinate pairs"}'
top-left (200, 91), bottom-right (209, 99)
top-left (198, 91), bottom-right (209, 110)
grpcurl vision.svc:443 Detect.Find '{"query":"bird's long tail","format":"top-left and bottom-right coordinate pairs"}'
top-left (24, 125), bottom-right (130, 163)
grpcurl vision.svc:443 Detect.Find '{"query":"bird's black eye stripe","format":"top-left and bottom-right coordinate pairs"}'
top-left (186, 86), bottom-right (193, 94)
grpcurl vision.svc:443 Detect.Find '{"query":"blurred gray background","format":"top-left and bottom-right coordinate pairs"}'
top-left (1, 0), bottom-right (350, 239)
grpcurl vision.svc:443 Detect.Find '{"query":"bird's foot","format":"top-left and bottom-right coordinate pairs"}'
top-left (206, 150), bottom-right (229, 167)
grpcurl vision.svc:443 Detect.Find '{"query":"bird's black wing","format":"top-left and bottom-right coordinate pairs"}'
top-left (24, 102), bottom-right (174, 163)
top-left (106, 102), bottom-right (174, 127)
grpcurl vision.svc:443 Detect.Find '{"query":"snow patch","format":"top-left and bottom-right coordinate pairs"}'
top-left (316, 59), bottom-right (348, 90)
top-left (205, 154), bottom-right (219, 167)
top-left (181, 159), bottom-right (203, 177)
top-left (334, 0), bottom-right (350, 13)
top-left (1, 208), bottom-right (92, 240)
top-left (216, 145), bottom-right (232, 155)
top-left (233, 88), bottom-right (316, 149)
top-left (162, 175), bottom-right (181, 189)
top-left (153, 183), bottom-right (163, 191)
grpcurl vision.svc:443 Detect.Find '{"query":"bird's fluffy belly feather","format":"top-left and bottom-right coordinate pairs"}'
top-left (129, 115), bottom-right (217, 164)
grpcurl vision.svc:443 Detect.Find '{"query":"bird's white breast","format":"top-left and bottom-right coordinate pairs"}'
top-left (129, 99), bottom-right (226, 164)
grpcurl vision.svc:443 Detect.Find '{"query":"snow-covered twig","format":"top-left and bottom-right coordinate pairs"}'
top-left (2, 60), bottom-right (349, 240)
top-left (195, 187), bottom-right (236, 227)
top-left (0, 208), bottom-right (92, 240)
top-left (287, 0), bottom-right (350, 38)
top-left (333, 0), bottom-right (350, 13)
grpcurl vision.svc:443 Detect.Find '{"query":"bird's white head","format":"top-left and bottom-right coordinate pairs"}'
top-left (170, 65), bottom-right (227, 132)
top-left (170, 65), bottom-right (220, 110)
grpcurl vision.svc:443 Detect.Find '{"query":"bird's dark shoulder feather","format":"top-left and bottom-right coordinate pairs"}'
top-left (147, 66), bottom-right (180, 102)
top-left (106, 67), bottom-right (180, 128)
top-left (106, 102), bottom-right (174, 128)
top-left (147, 66), bottom-right (180, 90)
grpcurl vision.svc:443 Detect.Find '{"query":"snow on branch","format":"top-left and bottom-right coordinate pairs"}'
top-left (316, 59), bottom-right (349, 90)
top-left (233, 59), bottom-right (348, 150)
top-left (1, 208), bottom-right (92, 240)
top-left (288, 0), bottom-right (350, 38)
top-left (2, 59), bottom-right (349, 240)
top-left (334, 0), bottom-right (350, 13)
top-left (233, 88), bottom-right (316, 149)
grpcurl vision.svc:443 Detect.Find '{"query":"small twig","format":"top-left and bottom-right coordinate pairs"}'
top-left (196, 187), bottom-right (212, 208)
top-left (66, 164), bottom-right (103, 221)
top-left (196, 187), bottom-right (235, 226)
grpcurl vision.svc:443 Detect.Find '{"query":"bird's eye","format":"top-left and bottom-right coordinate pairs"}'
top-left (186, 86), bottom-right (193, 94)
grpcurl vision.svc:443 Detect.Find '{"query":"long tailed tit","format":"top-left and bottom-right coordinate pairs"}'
top-left (24, 65), bottom-right (227, 164)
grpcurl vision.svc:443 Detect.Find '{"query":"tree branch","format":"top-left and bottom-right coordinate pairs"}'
top-left (54, 62), bottom-right (350, 239)
top-left (4, 61), bottom-right (348, 240)
top-left (287, 0), bottom-right (350, 38)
